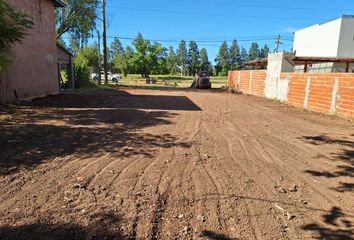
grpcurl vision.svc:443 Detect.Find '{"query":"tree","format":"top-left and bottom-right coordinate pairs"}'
top-left (148, 42), bottom-right (168, 75)
top-left (166, 46), bottom-right (179, 75)
top-left (200, 48), bottom-right (211, 73)
top-left (177, 40), bottom-right (188, 76)
top-left (0, 1), bottom-right (34, 72)
top-left (56, 0), bottom-right (99, 46)
top-left (110, 38), bottom-right (124, 57)
top-left (260, 44), bottom-right (270, 59)
top-left (187, 41), bottom-right (200, 76)
top-left (69, 35), bottom-right (80, 54)
top-left (229, 40), bottom-right (241, 70)
top-left (240, 47), bottom-right (248, 66)
top-left (132, 33), bottom-right (150, 77)
top-left (215, 41), bottom-right (229, 76)
top-left (113, 46), bottom-right (135, 77)
top-left (249, 42), bottom-right (260, 61)
top-left (74, 43), bottom-right (100, 72)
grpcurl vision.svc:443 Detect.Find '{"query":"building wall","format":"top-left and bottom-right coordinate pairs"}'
top-left (0, 0), bottom-right (59, 102)
top-left (293, 18), bottom-right (342, 57)
top-left (228, 70), bottom-right (354, 118)
top-left (264, 52), bottom-right (294, 101)
top-left (338, 17), bottom-right (354, 57)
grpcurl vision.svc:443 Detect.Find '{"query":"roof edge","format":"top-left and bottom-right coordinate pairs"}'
top-left (53, 0), bottom-right (66, 8)
top-left (57, 42), bottom-right (74, 57)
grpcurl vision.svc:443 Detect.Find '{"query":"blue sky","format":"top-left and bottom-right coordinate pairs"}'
top-left (95, 0), bottom-right (353, 63)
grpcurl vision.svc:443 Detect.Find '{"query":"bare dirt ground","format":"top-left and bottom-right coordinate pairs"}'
top-left (0, 87), bottom-right (353, 240)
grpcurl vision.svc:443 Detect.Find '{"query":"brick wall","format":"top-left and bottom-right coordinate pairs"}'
top-left (286, 73), bottom-right (354, 117)
top-left (228, 70), bottom-right (267, 97)
top-left (229, 70), bottom-right (354, 118)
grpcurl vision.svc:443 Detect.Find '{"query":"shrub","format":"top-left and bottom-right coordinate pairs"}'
top-left (73, 65), bottom-right (95, 88)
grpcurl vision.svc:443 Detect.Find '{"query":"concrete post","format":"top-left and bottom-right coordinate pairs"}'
top-left (304, 77), bottom-right (311, 109)
top-left (237, 71), bottom-right (241, 91)
top-left (249, 71), bottom-right (253, 94)
top-left (330, 78), bottom-right (339, 114)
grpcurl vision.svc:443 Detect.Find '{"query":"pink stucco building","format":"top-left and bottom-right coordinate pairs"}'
top-left (0, 0), bottom-right (65, 103)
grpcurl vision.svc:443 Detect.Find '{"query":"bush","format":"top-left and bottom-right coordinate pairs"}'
top-left (218, 71), bottom-right (228, 77)
top-left (74, 65), bottom-right (94, 88)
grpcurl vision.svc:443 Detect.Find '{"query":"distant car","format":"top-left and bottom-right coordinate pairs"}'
top-left (91, 71), bottom-right (121, 83)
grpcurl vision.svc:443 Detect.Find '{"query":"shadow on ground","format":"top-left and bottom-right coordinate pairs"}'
top-left (200, 230), bottom-right (233, 240)
top-left (301, 134), bottom-right (354, 193)
top-left (0, 89), bottom-right (197, 175)
top-left (0, 211), bottom-right (125, 240)
top-left (301, 207), bottom-right (354, 240)
top-left (27, 89), bottom-right (202, 111)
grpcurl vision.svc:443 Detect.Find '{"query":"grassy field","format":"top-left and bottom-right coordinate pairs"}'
top-left (113, 74), bottom-right (228, 88)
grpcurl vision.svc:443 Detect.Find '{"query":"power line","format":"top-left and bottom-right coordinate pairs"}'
top-left (165, 0), bottom-right (351, 12)
top-left (110, 36), bottom-right (284, 43)
top-left (105, 6), bottom-right (315, 21)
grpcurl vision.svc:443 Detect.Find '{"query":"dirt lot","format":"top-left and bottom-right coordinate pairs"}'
top-left (0, 87), bottom-right (353, 240)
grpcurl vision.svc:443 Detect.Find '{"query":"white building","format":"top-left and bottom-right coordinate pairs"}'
top-left (293, 15), bottom-right (354, 72)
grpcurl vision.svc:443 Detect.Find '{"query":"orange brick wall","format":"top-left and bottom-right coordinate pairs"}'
top-left (228, 70), bottom-right (266, 97)
top-left (287, 73), bottom-right (354, 117)
top-left (229, 71), bottom-right (354, 118)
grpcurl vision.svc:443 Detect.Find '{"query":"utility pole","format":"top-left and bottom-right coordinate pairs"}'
top-left (102, 0), bottom-right (108, 85)
top-left (97, 30), bottom-right (102, 85)
top-left (275, 34), bottom-right (282, 53)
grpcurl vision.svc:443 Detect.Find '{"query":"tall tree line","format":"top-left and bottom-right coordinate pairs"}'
top-left (215, 41), bottom-right (270, 76)
top-left (73, 33), bottom-right (270, 77)
top-left (53, 0), bottom-right (271, 77)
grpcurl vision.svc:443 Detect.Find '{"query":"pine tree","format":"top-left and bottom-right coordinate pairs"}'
top-left (240, 47), bottom-right (248, 66)
top-left (187, 41), bottom-right (200, 76)
top-left (166, 46), bottom-right (178, 75)
top-left (200, 48), bottom-right (211, 73)
top-left (260, 44), bottom-right (270, 59)
top-left (177, 40), bottom-right (188, 76)
top-left (215, 41), bottom-right (229, 76)
top-left (229, 40), bottom-right (241, 70)
top-left (249, 42), bottom-right (260, 61)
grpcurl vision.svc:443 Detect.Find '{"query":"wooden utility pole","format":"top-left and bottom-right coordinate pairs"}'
top-left (275, 34), bottom-right (282, 53)
top-left (102, 0), bottom-right (108, 85)
top-left (97, 30), bottom-right (102, 85)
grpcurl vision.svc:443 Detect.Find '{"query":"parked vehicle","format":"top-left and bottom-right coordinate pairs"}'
top-left (91, 71), bottom-right (121, 83)
top-left (191, 71), bottom-right (211, 89)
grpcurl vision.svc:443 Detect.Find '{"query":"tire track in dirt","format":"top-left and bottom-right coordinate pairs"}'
top-left (199, 99), bottom-right (268, 239)
top-left (224, 110), bottom-right (346, 210)
top-left (215, 95), bottom-right (353, 238)
top-left (112, 110), bottom-right (192, 239)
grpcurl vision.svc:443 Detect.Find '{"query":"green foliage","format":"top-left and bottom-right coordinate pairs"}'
top-left (110, 37), bottom-right (124, 57)
top-left (177, 40), bottom-right (188, 75)
top-left (240, 47), bottom-right (249, 65)
top-left (260, 44), bottom-right (270, 59)
top-left (74, 43), bottom-right (100, 72)
top-left (187, 41), bottom-right (200, 76)
top-left (0, 0), bottom-right (33, 73)
top-left (74, 65), bottom-right (93, 88)
top-left (229, 40), bottom-right (241, 70)
top-left (56, 0), bottom-right (99, 46)
top-left (200, 48), bottom-right (211, 73)
top-left (166, 46), bottom-right (179, 75)
top-left (215, 41), bottom-right (229, 75)
top-left (131, 33), bottom-right (150, 77)
top-left (249, 42), bottom-right (260, 61)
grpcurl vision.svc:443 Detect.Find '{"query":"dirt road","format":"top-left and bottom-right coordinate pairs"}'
top-left (0, 88), bottom-right (353, 240)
